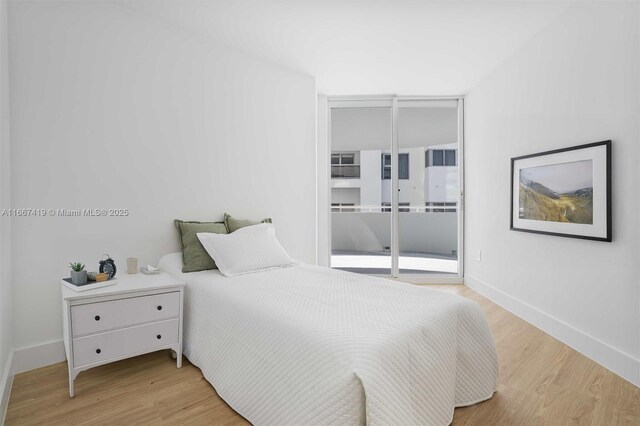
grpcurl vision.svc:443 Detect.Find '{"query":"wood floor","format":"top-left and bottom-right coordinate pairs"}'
top-left (5, 285), bottom-right (639, 425)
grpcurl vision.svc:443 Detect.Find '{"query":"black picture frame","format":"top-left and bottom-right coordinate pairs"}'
top-left (510, 140), bottom-right (611, 242)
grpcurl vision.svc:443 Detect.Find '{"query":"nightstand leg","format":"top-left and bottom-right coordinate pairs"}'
top-left (172, 347), bottom-right (183, 368)
top-left (68, 370), bottom-right (75, 398)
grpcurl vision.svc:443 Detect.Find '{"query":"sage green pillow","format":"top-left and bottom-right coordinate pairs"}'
top-left (174, 219), bottom-right (227, 272)
top-left (224, 213), bottom-right (272, 233)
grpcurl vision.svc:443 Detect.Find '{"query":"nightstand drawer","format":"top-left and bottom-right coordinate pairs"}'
top-left (71, 292), bottom-right (180, 337)
top-left (73, 318), bottom-right (179, 367)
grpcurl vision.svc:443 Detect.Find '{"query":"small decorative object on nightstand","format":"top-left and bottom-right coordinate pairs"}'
top-left (126, 257), bottom-right (138, 274)
top-left (69, 262), bottom-right (87, 285)
top-left (61, 270), bottom-right (185, 397)
top-left (98, 254), bottom-right (117, 279)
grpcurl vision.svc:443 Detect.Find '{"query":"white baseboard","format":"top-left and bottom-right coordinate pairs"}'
top-left (12, 340), bottom-right (66, 375)
top-left (1, 351), bottom-right (14, 425)
top-left (465, 274), bottom-right (640, 387)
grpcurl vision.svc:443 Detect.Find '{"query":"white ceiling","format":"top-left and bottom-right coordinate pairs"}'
top-left (116, 0), bottom-right (571, 95)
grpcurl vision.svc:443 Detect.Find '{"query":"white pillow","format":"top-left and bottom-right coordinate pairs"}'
top-left (197, 223), bottom-right (295, 277)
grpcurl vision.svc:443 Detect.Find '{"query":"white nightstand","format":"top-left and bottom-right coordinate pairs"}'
top-left (61, 272), bottom-right (185, 397)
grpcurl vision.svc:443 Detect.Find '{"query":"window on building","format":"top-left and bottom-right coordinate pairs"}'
top-left (382, 155), bottom-right (391, 179)
top-left (425, 202), bottom-right (457, 213)
top-left (381, 202), bottom-right (410, 212)
top-left (331, 203), bottom-right (356, 213)
top-left (432, 150), bottom-right (444, 166)
top-left (444, 150), bottom-right (456, 166)
top-left (426, 149), bottom-right (457, 167)
top-left (382, 153), bottom-right (409, 179)
top-left (331, 153), bottom-right (360, 178)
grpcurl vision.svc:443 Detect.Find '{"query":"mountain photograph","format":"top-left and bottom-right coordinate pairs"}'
top-left (519, 160), bottom-right (593, 224)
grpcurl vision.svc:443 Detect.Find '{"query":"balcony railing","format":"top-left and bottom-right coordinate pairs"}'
top-left (331, 164), bottom-right (361, 179)
top-left (331, 203), bottom-right (458, 213)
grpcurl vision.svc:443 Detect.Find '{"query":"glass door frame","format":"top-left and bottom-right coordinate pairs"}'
top-left (327, 95), bottom-right (464, 284)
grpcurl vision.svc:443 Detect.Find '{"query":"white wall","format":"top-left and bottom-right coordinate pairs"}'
top-left (360, 150), bottom-right (382, 208)
top-left (396, 147), bottom-right (427, 205)
top-left (425, 143), bottom-right (458, 203)
top-left (0, 0), bottom-right (13, 417)
top-left (426, 167), bottom-right (458, 203)
top-left (9, 1), bottom-right (316, 352)
top-left (465, 1), bottom-right (640, 385)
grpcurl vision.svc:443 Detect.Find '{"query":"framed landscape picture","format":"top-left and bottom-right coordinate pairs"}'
top-left (510, 140), bottom-right (611, 242)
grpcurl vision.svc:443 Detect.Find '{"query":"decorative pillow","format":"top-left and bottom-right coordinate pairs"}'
top-left (174, 219), bottom-right (227, 272)
top-left (197, 223), bottom-right (294, 277)
top-left (224, 213), bottom-right (272, 233)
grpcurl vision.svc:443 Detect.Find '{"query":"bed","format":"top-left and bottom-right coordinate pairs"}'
top-left (159, 252), bottom-right (498, 425)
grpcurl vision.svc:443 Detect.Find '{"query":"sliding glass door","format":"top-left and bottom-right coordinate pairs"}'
top-left (330, 102), bottom-right (393, 275)
top-left (396, 100), bottom-right (460, 276)
top-left (328, 97), bottom-right (463, 281)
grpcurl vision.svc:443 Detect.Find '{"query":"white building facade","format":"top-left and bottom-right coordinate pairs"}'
top-left (331, 143), bottom-right (458, 212)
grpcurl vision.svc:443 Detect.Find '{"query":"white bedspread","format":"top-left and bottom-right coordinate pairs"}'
top-left (159, 253), bottom-right (498, 426)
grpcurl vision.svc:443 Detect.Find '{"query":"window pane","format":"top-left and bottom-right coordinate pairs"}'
top-left (445, 150), bottom-right (456, 166)
top-left (383, 167), bottom-right (391, 180)
top-left (384, 154), bottom-right (391, 166)
top-left (398, 153), bottom-right (409, 179)
top-left (331, 106), bottom-right (392, 276)
top-left (341, 153), bottom-right (355, 165)
top-left (433, 150), bottom-right (444, 166)
top-left (331, 154), bottom-right (340, 165)
top-left (344, 165), bottom-right (359, 178)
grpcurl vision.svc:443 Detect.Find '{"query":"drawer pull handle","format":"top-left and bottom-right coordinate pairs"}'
top-left (96, 349), bottom-right (101, 354)
top-left (157, 334), bottom-right (162, 340)
top-left (157, 305), bottom-right (162, 311)
top-left (95, 315), bottom-right (100, 321)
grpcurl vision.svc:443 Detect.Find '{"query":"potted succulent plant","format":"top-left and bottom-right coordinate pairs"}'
top-left (69, 262), bottom-right (87, 285)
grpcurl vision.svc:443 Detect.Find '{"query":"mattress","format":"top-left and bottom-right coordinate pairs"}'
top-left (159, 252), bottom-right (498, 426)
